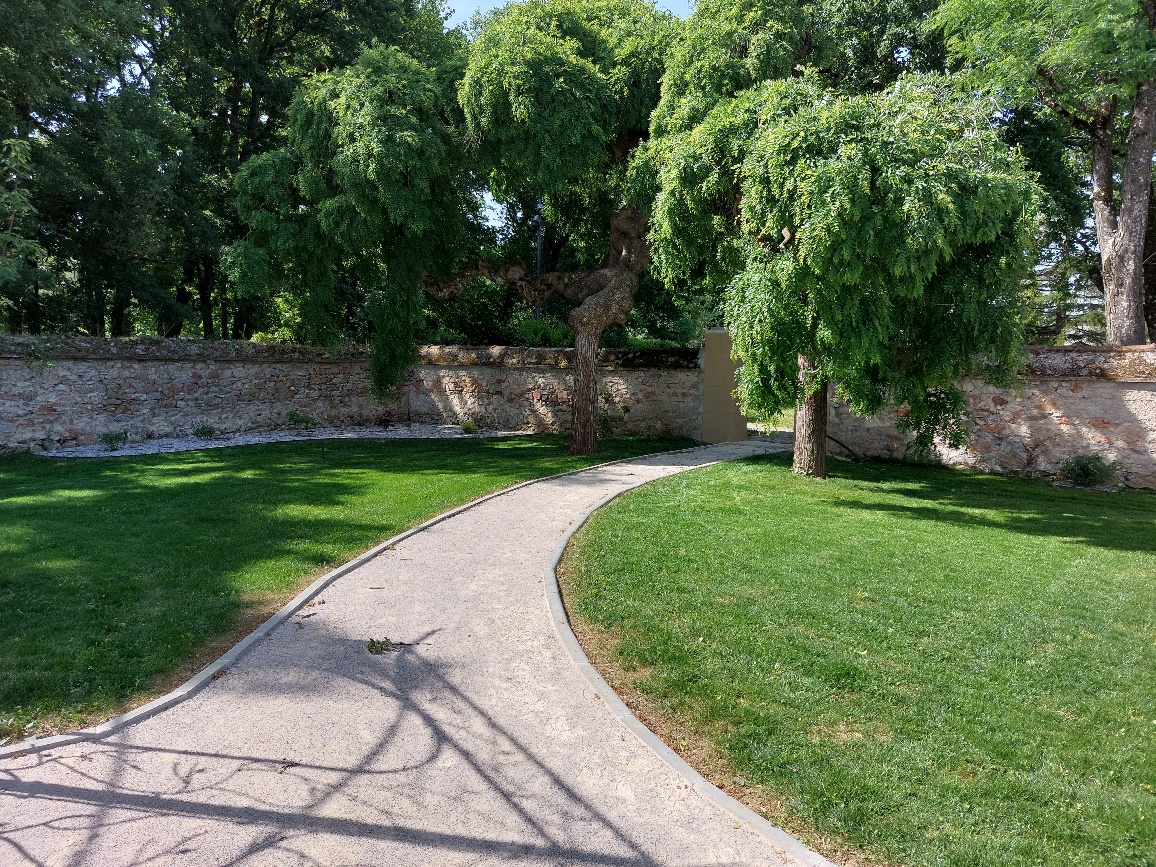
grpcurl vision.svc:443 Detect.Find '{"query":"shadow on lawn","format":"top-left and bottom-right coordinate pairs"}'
top-left (749, 452), bottom-right (1156, 555)
top-left (0, 435), bottom-right (680, 724)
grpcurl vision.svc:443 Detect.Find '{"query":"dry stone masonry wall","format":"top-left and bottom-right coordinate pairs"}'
top-left (5, 337), bottom-right (1155, 490)
top-left (0, 337), bottom-right (703, 453)
top-left (829, 345), bottom-right (1156, 489)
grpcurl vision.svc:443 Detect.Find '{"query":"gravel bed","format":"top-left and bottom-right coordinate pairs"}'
top-left (40, 424), bottom-right (531, 459)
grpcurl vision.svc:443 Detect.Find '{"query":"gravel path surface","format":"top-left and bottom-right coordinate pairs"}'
top-left (0, 442), bottom-right (822, 867)
top-left (41, 424), bottom-right (528, 458)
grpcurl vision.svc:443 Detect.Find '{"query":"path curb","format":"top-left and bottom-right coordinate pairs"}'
top-left (0, 441), bottom-right (715, 761)
top-left (542, 443), bottom-right (838, 867)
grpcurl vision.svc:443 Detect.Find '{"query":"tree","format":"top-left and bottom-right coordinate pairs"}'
top-left (933, 0), bottom-right (1156, 346)
top-left (225, 41), bottom-right (474, 388)
top-left (449, 0), bottom-right (676, 454)
top-left (648, 74), bottom-right (1042, 477)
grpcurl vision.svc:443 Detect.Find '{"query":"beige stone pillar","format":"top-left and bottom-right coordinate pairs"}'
top-left (699, 328), bottom-right (748, 443)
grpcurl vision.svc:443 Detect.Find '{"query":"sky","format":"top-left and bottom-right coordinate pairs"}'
top-left (444, 0), bottom-right (692, 27)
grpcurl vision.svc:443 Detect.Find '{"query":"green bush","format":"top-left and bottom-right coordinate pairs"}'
top-left (192, 424), bottom-right (216, 438)
top-left (460, 421), bottom-right (479, 435)
top-left (287, 409), bottom-right (315, 427)
top-left (1062, 454), bottom-right (1120, 487)
top-left (98, 430), bottom-right (129, 450)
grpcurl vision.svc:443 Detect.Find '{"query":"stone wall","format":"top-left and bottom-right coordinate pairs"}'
top-left (0, 337), bottom-right (706, 453)
top-left (407, 345), bottom-right (701, 438)
top-left (829, 345), bottom-right (1156, 489)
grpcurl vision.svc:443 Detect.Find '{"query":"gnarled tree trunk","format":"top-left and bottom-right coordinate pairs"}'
top-left (570, 328), bottom-right (600, 454)
top-left (424, 205), bottom-right (649, 456)
top-left (793, 353), bottom-right (828, 478)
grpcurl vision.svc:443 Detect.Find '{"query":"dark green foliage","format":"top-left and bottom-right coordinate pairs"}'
top-left (1062, 454), bottom-right (1121, 488)
top-left (564, 455), bottom-right (1156, 865)
top-left (98, 431), bottom-right (129, 451)
top-left (459, 0), bottom-right (676, 272)
top-left (226, 43), bottom-right (476, 393)
top-left (0, 435), bottom-right (691, 735)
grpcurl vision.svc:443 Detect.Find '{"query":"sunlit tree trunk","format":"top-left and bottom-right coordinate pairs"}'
top-left (569, 327), bottom-right (600, 454)
top-left (793, 354), bottom-right (828, 478)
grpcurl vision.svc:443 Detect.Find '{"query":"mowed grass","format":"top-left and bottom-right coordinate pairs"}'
top-left (0, 434), bottom-right (689, 739)
top-left (562, 454), bottom-right (1156, 867)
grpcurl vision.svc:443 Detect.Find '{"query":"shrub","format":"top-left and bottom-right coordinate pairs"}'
top-left (375, 409), bottom-right (394, 428)
top-left (98, 430), bottom-right (129, 451)
top-left (460, 421), bottom-right (479, 435)
top-left (193, 424), bottom-right (216, 438)
top-left (287, 409), bottom-right (315, 427)
top-left (1062, 454), bottom-right (1120, 487)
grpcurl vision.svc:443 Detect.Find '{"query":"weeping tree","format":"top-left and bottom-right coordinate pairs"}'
top-left (647, 73), bottom-right (1043, 477)
top-left (439, 0), bottom-right (675, 454)
top-left (224, 41), bottom-right (478, 388)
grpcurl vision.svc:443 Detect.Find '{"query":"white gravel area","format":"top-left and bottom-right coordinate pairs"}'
top-left (40, 423), bottom-right (531, 458)
top-left (1, 442), bottom-right (823, 867)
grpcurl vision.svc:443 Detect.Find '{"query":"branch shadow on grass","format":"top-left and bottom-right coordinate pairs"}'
top-left (745, 452), bottom-right (1156, 556)
top-left (0, 435), bottom-right (687, 727)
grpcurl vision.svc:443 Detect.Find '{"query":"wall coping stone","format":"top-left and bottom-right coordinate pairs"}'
top-left (0, 335), bottom-right (371, 362)
top-left (1022, 344), bottom-right (1156, 381)
top-left (416, 345), bottom-right (700, 370)
top-left (0, 336), bottom-right (701, 370)
top-left (5, 336), bottom-right (1150, 377)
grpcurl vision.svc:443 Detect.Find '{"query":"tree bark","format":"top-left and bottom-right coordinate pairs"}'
top-left (1145, 176), bottom-right (1156, 341)
top-left (793, 354), bottom-right (828, 478)
top-left (570, 328), bottom-right (600, 454)
top-left (1093, 79), bottom-right (1156, 345)
top-left (197, 257), bottom-right (216, 339)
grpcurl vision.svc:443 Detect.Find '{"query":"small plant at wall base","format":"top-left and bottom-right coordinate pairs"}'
top-left (460, 421), bottom-right (478, 435)
top-left (287, 409), bottom-right (315, 427)
top-left (98, 430), bottom-right (128, 451)
top-left (1063, 454), bottom-right (1121, 487)
top-left (193, 425), bottom-right (216, 438)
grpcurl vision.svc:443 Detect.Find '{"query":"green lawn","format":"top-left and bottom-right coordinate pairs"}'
top-left (562, 454), bottom-right (1156, 867)
top-left (0, 434), bottom-right (688, 742)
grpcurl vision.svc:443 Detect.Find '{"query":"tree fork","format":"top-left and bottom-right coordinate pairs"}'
top-left (793, 354), bottom-right (828, 478)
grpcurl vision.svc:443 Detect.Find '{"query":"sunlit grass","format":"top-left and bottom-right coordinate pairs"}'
top-left (563, 454), bottom-right (1156, 867)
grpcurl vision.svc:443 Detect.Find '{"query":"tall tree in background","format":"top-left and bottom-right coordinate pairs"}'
top-left (933, 0), bottom-right (1156, 346)
top-left (146, 0), bottom-right (425, 340)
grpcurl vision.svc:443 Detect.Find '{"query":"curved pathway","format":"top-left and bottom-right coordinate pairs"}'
top-left (0, 442), bottom-right (827, 867)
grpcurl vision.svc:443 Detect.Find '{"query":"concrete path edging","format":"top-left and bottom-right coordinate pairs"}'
top-left (0, 441), bottom-right (713, 761)
top-left (543, 467), bottom-right (837, 867)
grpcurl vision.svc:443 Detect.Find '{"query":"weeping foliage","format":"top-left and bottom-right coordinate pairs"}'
top-left (458, 0), bottom-right (675, 251)
top-left (648, 0), bottom-right (946, 140)
top-left (650, 74), bottom-right (1043, 451)
top-left (225, 45), bottom-right (475, 394)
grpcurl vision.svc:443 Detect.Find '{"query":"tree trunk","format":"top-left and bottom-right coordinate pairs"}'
top-left (569, 326), bottom-right (600, 455)
top-left (197, 257), bottom-right (216, 339)
top-left (1093, 80), bottom-right (1156, 345)
top-left (792, 354), bottom-right (828, 478)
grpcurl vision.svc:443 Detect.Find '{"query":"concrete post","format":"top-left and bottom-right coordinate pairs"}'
top-left (699, 328), bottom-right (748, 443)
